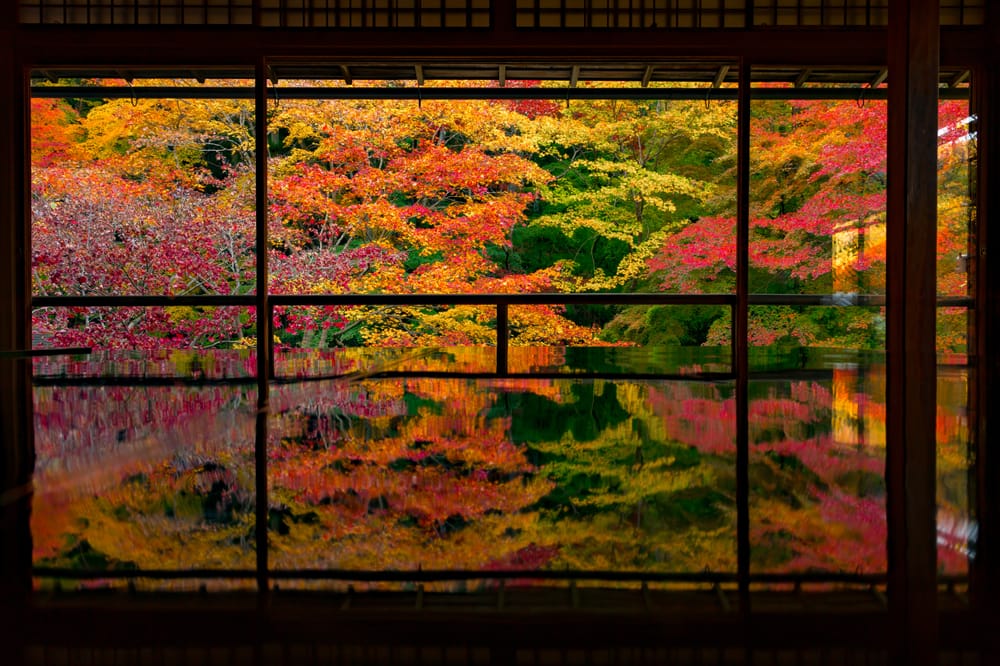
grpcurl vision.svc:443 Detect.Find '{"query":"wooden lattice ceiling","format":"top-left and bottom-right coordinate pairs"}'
top-left (16, 0), bottom-right (987, 27)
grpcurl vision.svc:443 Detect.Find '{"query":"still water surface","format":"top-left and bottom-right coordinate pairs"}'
top-left (30, 347), bottom-right (972, 587)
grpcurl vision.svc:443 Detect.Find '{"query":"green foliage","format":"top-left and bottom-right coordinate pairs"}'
top-left (600, 305), bottom-right (726, 346)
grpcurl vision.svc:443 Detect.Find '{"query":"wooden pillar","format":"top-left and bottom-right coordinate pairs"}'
top-left (1, 20), bottom-right (32, 666)
top-left (886, 0), bottom-right (939, 664)
top-left (973, 0), bottom-right (1000, 628)
top-left (0, 15), bottom-right (32, 600)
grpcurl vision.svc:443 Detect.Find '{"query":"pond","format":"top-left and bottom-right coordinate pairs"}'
top-left (30, 346), bottom-right (973, 589)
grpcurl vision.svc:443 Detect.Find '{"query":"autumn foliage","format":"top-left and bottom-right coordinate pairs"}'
top-left (29, 81), bottom-right (975, 584)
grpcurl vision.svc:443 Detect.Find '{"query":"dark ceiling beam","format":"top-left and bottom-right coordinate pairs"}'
top-left (7, 26), bottom-right (985, 67)
top-left (5, 28), bottom-right (886, 63)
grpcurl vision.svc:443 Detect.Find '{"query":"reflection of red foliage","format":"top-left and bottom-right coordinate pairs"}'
top-left (486, 543), bottom-right (561, 570)
top-left (645, 370), bottom-right (969, 575)
top-left (31, 360), bottom-right (971, 577)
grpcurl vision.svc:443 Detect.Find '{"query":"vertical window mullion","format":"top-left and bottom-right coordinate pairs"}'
top-left (967, 71), bottom-right (982, 605)
top-left (254, 58), bottom-right (271, 598)
top-left (736, 59), bottom-right (751, 616)
top-left (496, 303), bottom-right (509, 376)
top-left (971, 64), bottom-right (994, 611)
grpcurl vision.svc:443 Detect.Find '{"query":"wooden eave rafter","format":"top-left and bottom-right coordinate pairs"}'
top-left (948, 69), bottom-right (969, 87)
top-left (712, 64), bottom-right (730, 88)
top-left (641, 65), bottom-right (654, 87)
top-left (26, 61), bottom-right (975, 92)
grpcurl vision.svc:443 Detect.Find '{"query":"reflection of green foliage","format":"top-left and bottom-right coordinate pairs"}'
top-left (752, 529), bottom-right (797, 566)
top-left (402, 391), bottom-right (441, 415)
top-left (38, 538), bottom-right (138, 572)
top-left (647, 487), bottom-right (733, 531)
top-left (532, 471), bottom-right (606, 515)
top-left (834, 470), bottom-right (885, 498)
top-left (510, 382), bottom-right (630, 445)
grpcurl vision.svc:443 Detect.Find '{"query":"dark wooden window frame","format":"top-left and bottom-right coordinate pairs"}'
top-left (21, 66), bottom-right (978, 595)
top-left (1, 2), bottom-right (997, 662)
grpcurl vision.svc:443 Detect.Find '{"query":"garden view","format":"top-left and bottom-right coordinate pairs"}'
top-left (28, 79), bottom-right (975, 586)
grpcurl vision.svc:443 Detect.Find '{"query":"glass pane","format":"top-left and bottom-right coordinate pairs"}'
top-left (31, 305), bottom-right (258, 588)
top-left (937, 306), bottom-right (969, 365)
top-left (31, 84), bottom-right (256, 297)
top-left (937, 99), bottom-right (975, 299)
top-left (508, 304), bottom-right (732, 375)
top-left (32, 380), bottom-right (257, 584)
top-left (937, 365), bottom-right (974, 576)
top-left (936, 96), bottom-right (975, 579)
top-left (750, 96), bottom-right (887, 297)
top-left (269, 377), bottom-right (736, 580)
top-left (750, 362), bottom-right (887, 574)
top-left (267, 91), bottom-right (735, 303)
top-left (272, 304), bottom-right (497, 377)
top-left (32, 306), bottom-right (257, 379)
top-left (744, 305), bottom-right (885, 372)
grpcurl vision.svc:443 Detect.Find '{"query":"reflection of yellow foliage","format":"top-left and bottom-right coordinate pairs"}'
top-left (831, 368), bottom-right (886, 448)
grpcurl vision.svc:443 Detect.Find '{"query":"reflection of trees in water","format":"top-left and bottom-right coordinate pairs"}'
top-left (31, 359), bottom-right (972, 582)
